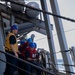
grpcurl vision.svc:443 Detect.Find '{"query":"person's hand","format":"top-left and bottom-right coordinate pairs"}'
top-left (38, 57), bottom-right (41, 61)
top-left (17, 50), bottom-right (21, 54)
top-left (33, 59), bottom-right (37, 61)
top-left (15, 53), bottom-right (18, 58)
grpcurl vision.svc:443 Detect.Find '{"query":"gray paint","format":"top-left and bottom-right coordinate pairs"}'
top-left (50, 0), bottom-right (73, 74)
top-left (0, 11), bottom-right (6, 75)
top-left (40, 0), bottom-right (58, 73)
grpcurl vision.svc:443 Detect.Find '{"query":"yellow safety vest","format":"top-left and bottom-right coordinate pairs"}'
top-left (5, 33), bottom-right (18, 52)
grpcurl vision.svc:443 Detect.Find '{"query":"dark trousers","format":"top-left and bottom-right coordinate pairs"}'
top-left (25, 61), bottom-right (42, 75)
top-left (31, 61), bottom-right (42, 75)
top-left (4, 51), bottom-right (17, 75)
top-left (18, 54), bottom-right (26, 75)
top-left (25, 62), bottom-right (31, 75)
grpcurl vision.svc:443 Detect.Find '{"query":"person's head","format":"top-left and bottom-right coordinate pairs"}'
top-left (20, 40), bottom-right (25, 45)
top-left (34, 42), bottom-right (37, 49)
top-left (31, 34), bottom-right (35, 42)
top-left (29, 42), bottom-right (35, 50)
top-left (27, 38), bottom-right (32, 44)
top-left (11, 25), bottom-right (18, 35)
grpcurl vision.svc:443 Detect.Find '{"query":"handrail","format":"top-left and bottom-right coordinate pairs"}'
top-left (0, 50), bottom-right (54, 75)
top-left (46, 54), bottom-right (75, 74)
top-left (0, 58), bottom-right (36, 75)
top-left (55, 64), bottom-right (75, 66)
top-left (58, 70), bottom-right (75, 74)
top-left (53, 49), bottom-right (71, 54)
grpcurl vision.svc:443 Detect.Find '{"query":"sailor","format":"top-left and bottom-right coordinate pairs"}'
top-left (25, 42), bottom-right (42, 75)
top-left (4, 25), bottom-right (19, 75)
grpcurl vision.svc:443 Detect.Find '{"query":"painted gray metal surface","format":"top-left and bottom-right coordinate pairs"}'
top-left (70, 46), bottom-right (75, 66)
top-left (40, 0), bottom-right (58, 73)
top-left (50, 0), bottom-right (74, 74)
top-left (0, 10), bottom-right (6, 75)
top-left (10, 15), bottom-right (15, 26)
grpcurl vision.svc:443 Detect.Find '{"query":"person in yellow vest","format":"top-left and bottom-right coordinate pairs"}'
top-left (4, 25), bottom-right (19, 75)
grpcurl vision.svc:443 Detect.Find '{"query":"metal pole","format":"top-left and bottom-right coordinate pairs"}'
top-left (49, 0), bottom-right (74, 75)
top-left (70, 46), bottom-right (75, 65)
top-left (40, 0), bottom-right (58, 73)
top-left (10, 15), bottom-right (15, 26)
top-left (0, 9), bottom-right (6, 75)
top-left (47, 53), bottom-right (51, 70)
top-left (1, 15), bottom-right (6, 43)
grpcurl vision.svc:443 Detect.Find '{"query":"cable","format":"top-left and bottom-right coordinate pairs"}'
top-left (59, 70), bottom-right (75, 74)
top-left (35, 27), bottom-right (75, 41)
top-left (35, 37), bottom-right (47, 41)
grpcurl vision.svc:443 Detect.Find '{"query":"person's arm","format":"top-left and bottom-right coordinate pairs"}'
top-left (9, 35), bottom-right (18, 58)
top-left (25, 50), bottom-right (33, 61)
top-left (10, 45), bottom-right (18, 58)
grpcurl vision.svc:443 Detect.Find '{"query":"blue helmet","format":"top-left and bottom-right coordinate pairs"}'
top-left (27, 38), bottom-right (32, 43)
top-left (20, 40), bottom-right (25, 45)
top-left (34, 42), bottom-right (37, 48)
top-left (11, 25), bottom-right (18, 31)
top-left (29, 43), bottom-right (35, 48)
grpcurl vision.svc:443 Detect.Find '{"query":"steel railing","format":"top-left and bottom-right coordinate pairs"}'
top-left (52, 49), bottom-right (75, 74)
top-left (0, 50), bottom-right (55, 75)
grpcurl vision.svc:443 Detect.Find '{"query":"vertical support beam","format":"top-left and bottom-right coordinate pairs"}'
top-left (50, 0), bottom-right (73, 74)
top-left (0, 9), bottom-right (6, 75)
top-left (40, 0), bottom-right (58, 73)
top-left (10, 15), bottom-right (15, 26)
top-left (47, 52), bottom-right (51, 70)
top-left (1, 16), bottom-right (5, 43)
top-left (70, 46), bottom-right (75, 65)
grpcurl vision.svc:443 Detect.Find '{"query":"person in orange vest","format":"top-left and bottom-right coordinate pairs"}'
top-left (4, 25), bottom-right (19, 75)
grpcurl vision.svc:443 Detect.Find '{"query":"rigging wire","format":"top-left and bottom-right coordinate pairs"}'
top-left (35, 28), bottom-right (75, 41)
